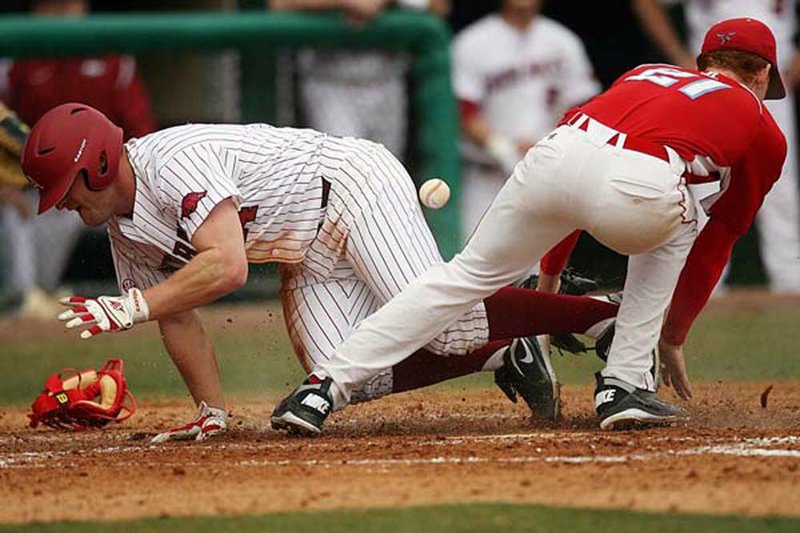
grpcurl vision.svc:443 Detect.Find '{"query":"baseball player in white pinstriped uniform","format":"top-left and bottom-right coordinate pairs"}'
top-left (22, 103), bottom-right (621, 440)
top-left (454, 0), bottom-right (600, 239)
top-left (634, 0), bottom-right (800, 292)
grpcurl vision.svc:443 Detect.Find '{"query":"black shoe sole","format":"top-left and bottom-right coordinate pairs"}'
top-left (271, 412), bottom-right (322, 437)
top-left (599, 407), bottom-right (685, 430)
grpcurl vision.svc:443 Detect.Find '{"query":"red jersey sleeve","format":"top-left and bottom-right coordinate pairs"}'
top-left (707, 112), bottom-right (786, 236)
top-left (662, 113), bottom-right (786, 345)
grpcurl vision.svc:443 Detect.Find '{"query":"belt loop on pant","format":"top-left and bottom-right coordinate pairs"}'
top-left (572, 113), bottom-right (669, 164)
top-left (568, 113), bottom-right (590, 130)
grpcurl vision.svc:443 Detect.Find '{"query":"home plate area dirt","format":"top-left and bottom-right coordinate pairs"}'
top-left (1, 383), bottom-right (799, 524)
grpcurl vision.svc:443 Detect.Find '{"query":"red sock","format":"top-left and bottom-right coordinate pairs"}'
top-left (484, 287), bottom-right (617, 340)
top-left (392, 340), bottom-right (510, 394)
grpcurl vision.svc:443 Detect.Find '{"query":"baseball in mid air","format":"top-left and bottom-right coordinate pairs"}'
top-left (418, 178), bottom-right (450, 209)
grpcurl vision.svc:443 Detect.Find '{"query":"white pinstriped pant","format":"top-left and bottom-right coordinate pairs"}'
top-left (317, 119), bottom-right (699, 407)
top-left (279, 138), bottom-right (489, 404)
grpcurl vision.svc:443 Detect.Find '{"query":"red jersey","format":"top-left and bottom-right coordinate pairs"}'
top-left (7, 55), bottom-right (156, 139)
top-left (560, 64), bottom-right (787, 344)
top-left (578, 63), bottom-right (786, 236)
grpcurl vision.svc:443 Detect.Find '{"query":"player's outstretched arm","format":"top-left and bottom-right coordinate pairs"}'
top-left (159, 310), bottom-right (226, 409)
top-left (142, 199), bottom-right (248, 321)
top-left (151, 310), bottom-right (228, 443)
top-left (631, 0), bottom-right (695, 69)
top-left (59, 199), bottom-right (248, 339)
top-left (660, 217), bottom-right (738, 399)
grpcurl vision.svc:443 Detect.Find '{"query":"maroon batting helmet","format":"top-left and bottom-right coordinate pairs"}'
top-left (21, 103), bottom-right (123, 215)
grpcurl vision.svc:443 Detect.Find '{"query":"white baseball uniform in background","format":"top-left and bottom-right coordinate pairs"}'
top-left (452, 13), bottom-right (600, 239)
top-left (111, 124), bottom-right (488, 402)
top-left (297, 51), bottom-right (409, 159)
top-left (0, 193), bottom-right (84, 293)
top-left (294, 1), bottom-right (441, 161)
top-left (675, 0), bottom-right (800, 291)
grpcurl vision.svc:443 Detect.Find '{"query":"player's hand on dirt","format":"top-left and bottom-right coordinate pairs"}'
top-left (659, 339), bottom-right (693, 400)
top-left (151, 402), bottom-right (228, 444)
top-left (58, 288), bottom-right (149, 339)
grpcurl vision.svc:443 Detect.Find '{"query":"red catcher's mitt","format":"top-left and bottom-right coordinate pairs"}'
top-left (28, 359), bottom-right (136, 430)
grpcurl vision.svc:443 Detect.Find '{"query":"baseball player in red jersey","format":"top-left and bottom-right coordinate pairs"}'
top-left (273, 17), bottom-right (787, 433)
top-left (21, 103), bottom-right (619, 440)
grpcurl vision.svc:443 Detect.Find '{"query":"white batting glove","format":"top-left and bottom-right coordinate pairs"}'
top-left (150, 402), bottom-right (228, 444)
top-left (58, 288), bottom-right (150, 339)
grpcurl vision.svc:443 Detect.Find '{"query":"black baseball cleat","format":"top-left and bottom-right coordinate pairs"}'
top-left (594, 372), bottom-right (686, 430)
top-left (495, 337), bottom-right (561, 420)
top-left (594, 322), bottom-right (614, 362)
top-left (271, 375), bottom-right (334, 437)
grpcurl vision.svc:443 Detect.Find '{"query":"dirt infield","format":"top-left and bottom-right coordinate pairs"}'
top-left (1, 383), bottom-right (799, 524)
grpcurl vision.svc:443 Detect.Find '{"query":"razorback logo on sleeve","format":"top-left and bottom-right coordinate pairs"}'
top-left (238, 206), bottom-right (259, 241)
top-left (180, 191), bottom-right (207, 219)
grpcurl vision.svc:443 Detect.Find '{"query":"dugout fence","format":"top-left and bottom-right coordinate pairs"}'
top-left (0, 10), bottom-right (462, 298)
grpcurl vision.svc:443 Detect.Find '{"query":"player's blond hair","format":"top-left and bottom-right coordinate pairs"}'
top-left (697, 50), bottom-right (770, 87)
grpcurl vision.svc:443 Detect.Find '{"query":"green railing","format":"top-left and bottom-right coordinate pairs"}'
top-left (0, 10), bottom-right (462, 257)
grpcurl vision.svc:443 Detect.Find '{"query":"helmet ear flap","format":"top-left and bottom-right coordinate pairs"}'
top-left (87, 149), bottom-right (112, 190)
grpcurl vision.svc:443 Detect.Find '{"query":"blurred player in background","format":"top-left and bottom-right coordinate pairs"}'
top-left (267, 0), bottom-right (449, 160)
top-left (274, 17), bottom-right (788, 434)
top-left (22, 103), bottom-right (619, 440)
top-left (0, 101), bottom-right (30, 231)
top-left (453, 0), bottom-right (600, 239)
top-left (633, 0), bottom-right (800, 293)
top-left (0, 0), bottom-right (157, 319)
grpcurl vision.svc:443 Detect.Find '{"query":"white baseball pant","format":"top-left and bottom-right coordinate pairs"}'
top-left (279, 139), bottom-right (489, 406)
top-left (315, 115), bottom-right (698, 407)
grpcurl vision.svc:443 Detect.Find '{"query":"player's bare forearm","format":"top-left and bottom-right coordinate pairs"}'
top-left (426, 0), bottom-right (449, 16)
top-left (631, 0), bottom-right (694, 68)
top-left (268, 0), bottom-right (343, 10)
top-left (462, 112), bottom-right (493, 147)
top-left (395, 0), bottom-right (449, 15)
top-left (159, 310), bottom-right (226, 409)
top-left (144, 199), bottom-right (248, 321)
top-left (144, 248), bottom-right (247, 320)
top-left (268, 0), bottom-right (382, 12)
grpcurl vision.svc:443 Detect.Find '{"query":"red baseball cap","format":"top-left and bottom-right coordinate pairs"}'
top-left (700, 17), bottom-right (785, 99)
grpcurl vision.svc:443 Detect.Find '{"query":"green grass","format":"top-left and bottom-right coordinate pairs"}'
top-left (2, 503), bottom-right (798, 532)
top-left (2, 302), bottom-right (799, 406)
top-left (552, 307), bottom-right (800, 385)
top-left (0, 320), bottom-right (305, 406)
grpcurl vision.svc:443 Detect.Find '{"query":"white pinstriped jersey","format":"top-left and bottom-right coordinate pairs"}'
top-left (109, 124), bottom-right (490, 402)
top-left (110, 123), bottom-right (328, 290)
